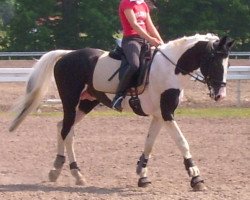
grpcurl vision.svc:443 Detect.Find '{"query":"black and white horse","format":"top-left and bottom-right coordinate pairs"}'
top-left (9, 33), bottom-right (234, 190)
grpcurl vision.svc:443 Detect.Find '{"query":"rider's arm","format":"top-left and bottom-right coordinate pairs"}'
top-left (124, 9), bottom-right (161, 47)
top-left (145, 13), bottom-right (164, 45)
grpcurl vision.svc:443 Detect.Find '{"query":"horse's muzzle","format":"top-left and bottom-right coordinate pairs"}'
top-left (212, 86), bottom-right (226, 101)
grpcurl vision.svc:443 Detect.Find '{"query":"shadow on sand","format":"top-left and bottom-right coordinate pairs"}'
top-left (0, 183), bottom-right (145, 197)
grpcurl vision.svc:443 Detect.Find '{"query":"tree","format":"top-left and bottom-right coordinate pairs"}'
top-left (0, 0), bottom-right (15, 49)
top-left (4, 0), bottom-right (120, 51)
top-left (5, 0), bottom-right (57, 51)
top-left (156, 0), bottom-right (250, 50)
top-left (54, 0), bottom-right (80, 49)
top-left (4, 0), bottom-right (85, 51)
top-left (1, 0), bottom-right (249, 51)
top-left (77, 0), bottom-right (119, 49)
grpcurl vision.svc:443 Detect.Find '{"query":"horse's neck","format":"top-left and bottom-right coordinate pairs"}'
top-left (150, 39), bottom-right (208, 91)
top-left (160, 39), bottom-right (201, 65)
top-left (179, 41), bottom-right (208, 73)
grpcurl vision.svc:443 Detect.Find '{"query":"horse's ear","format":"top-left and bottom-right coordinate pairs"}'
top-left (226, 39), bottom-right (235, 50)
top-left (218, 36), bottom-right (229, 47)
top-left (218, 36), bottom-right (235, 50)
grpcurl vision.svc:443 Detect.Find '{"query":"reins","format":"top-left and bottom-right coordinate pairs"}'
top-left (156, 47), bottom-right (207, 84)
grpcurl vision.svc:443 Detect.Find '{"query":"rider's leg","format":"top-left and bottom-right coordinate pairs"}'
top-left (112, 65), bottom-right (137, 111)
top-left (112, 37), bottom-right (142, 111)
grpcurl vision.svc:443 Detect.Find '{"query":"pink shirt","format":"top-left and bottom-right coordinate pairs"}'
top-left (119, 0), bottom-right (149, 36)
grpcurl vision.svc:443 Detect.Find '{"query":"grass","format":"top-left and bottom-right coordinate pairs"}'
top-left (35, 107), bottom-right (250, 118)
top-left (175, 107), bottom-right (250, 118)
top-left (32, 109), bottom-right (134, 117)
top-left (3, 107), bottom-right (250, 118)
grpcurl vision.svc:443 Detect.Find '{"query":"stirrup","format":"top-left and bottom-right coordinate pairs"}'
top-left (112, 96), bottom-right (123, 112)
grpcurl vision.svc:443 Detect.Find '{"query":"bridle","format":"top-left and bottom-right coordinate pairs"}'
top-left (200, 48), bottom-right (228, 96)
top-left (156, 43), bottom-right (228, 96)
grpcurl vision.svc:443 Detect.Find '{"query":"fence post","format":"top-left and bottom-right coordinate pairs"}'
top-left (236, 80), bottom-right (241, 107)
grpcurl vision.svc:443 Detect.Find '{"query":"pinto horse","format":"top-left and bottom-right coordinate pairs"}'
top-left (9, 34), bottom-right (234, 190)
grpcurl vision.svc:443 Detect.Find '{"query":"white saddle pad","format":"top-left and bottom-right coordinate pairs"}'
top-left (93, 51), bottom-right (121, 94)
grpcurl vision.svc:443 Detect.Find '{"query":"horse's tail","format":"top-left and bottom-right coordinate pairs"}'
top-left (9, 50), bottom-right (72, 132)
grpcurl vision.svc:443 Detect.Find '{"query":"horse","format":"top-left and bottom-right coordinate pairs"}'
top-left (9, 33), bottom-right (234, 191)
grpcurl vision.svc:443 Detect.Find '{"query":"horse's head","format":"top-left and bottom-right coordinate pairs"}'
top-left (200, 36), bottom-right (234, 101)
top-left (158, 34), bottom-right (234, 101)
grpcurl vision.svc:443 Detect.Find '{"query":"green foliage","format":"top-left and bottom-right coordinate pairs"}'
top-left (0, 0), bottom-right (249, 51)
top-left (0, 0), bottom-right (15, 49)
top-left (4, 0), bottom-right (57, 51)
top-left (77, 0), bottom-right (120, 49)
top-left (9, 107), bottom-right (250, 118)
top-left (176, 107), bottom-right (250, 118)
top-left (156, 0), bottom-right (250, 50)
top-left (0, 0), bottom-right (15, 25)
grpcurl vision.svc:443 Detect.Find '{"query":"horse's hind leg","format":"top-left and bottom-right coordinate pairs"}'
top-left (65, 100), bottom-right (100, 185)
top-left (49, 111), bottom-right (83, 183)
top-left (49, 106), bottom-right (85, 185)
top-left (48, 120), bottom-right (66, 182)
top-left (49, 99), bottom-right (99, 185)
top-left (136, 117), bottom-right (163, 187)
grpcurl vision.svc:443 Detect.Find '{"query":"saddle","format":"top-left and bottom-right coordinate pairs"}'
top-left (109, 42), bottom-right (153, 92)
top-left (109, 43), bottom-right (154, 116)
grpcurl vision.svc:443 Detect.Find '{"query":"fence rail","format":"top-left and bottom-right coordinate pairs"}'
top-left (0, 51), bottom-right (249, 106)
top-left (0, 52), bottom-right (46, 59)
top-left (227, 66), bottom-right (250, 107)
top-left (0, 66), bottom-right (249, 106)
top-left (229, 52), bottom-right (250, 58)
top-left (0, 67), bottom-right (32, 82)
top-left (0, 67), bottom-right (61, 105)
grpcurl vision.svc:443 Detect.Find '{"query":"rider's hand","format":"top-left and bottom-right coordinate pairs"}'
top-left (149, 37), bottom-right (163, 47)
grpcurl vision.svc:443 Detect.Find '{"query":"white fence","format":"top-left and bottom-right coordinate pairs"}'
top-left (0, 67), bottom-right (61, 105)
top-left (0, 51), bottom-right (249, 106)
top-left (0, 52), bottom-right (46, 59)
top-left (227, 66), bottom-right (250, 106)
top-left (229, 52), bottom-right (250, 59)
top-left (0, 66), bottom-right (250, 106)
top-left (0, 68), bottom-right (32, 82)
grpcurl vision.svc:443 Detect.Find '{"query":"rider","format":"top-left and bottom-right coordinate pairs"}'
top-left (112, 0), bottom-right (164, 112)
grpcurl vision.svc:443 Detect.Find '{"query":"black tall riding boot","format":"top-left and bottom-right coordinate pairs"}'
top-left (112, 66), bottom-right (137, 112)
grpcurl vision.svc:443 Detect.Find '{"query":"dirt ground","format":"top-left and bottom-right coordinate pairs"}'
top-left (0, 60), bottom-right (249, 200)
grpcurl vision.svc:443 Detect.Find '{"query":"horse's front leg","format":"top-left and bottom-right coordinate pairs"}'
top-left (165, 120), bottom-right (206, 191)
top-left (136, 117), bottom-right (163, 187)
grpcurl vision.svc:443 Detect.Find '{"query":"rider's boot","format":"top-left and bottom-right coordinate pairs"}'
top-left (112, 66), bottom-right (137, 112)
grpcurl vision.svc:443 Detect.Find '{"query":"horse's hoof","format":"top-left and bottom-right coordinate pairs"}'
top-left (75, 178), bottom-right (86, 186)
top-left (138, 177), bottom-right (151, 187)
top-left (48, 169), bottom-right (61, 182)
top-left (192, 182), bottom-right (207, 191)
top-left (191, 176), bottom-right (206, 191)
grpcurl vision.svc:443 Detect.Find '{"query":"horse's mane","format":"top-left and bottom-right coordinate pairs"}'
top-left (164, 33), bottom-right (219, 49)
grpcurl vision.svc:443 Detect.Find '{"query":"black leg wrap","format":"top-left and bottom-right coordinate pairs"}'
top-left (136, 154), bottom-right (148, 175)
top-left (54, 155), bottom-right (66, 169)
top-left (191, 176), bottom-right (204, 188)
top-left (70, 162), bottom-right (80, 170)
top-left (184, 158), bottom-right (195, 176)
